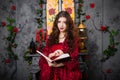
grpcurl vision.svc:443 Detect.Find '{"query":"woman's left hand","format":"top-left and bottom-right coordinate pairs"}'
top-left (47, 61), bottom-right (64, 67)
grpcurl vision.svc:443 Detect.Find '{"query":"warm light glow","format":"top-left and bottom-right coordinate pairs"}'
top-left (78, 23), bottom-right (86, 29)
top-left (80, 29), bottom-right (84, 31)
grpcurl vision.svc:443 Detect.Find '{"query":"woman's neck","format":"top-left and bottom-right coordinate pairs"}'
top-left (59, 32), bottom-right (66, 43)
top-left (59, 32), bottom-right (66, 38)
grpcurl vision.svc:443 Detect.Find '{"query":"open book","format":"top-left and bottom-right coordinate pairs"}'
top-left (36, 50), bottom-right (71, 63)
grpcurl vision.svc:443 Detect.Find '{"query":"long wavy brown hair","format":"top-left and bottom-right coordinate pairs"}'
top-left (48, 11), bottom-right (80, 53)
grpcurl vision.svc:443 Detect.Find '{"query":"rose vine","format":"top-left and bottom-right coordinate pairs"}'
top-left (0, 0), bottom-right (19, 63)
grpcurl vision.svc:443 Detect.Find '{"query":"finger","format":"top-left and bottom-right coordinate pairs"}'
top-left (58, 50), bottom-right (63, 54)
top-left (55, 52), bottom-right (59, 56)
top-left (57, 51), bottom-right (63, 55)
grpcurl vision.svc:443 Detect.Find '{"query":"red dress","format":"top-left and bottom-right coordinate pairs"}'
top-left (39, 39), bottom-right (82, 80)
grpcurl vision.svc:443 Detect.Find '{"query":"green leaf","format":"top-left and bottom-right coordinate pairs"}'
top-left (106, 26), bottom-right (110, 28)
top-left (7, 45), bottom-right (11, 50)
top-left (82, 20), bottom-right (86, 23)
top-left (103, 49), bottom-right (109, 55)
top-left (38, 25), bottom-right (42, 28)
top-left (37, 9), bottom-right (43, 14)
top-left (13, 54), bottom-right (18, 60)
top-left (6, 25), bottom-right (13, 31)
top-left (112, 47), bottom-right (118, 52)
top-left (13, 43), bottom-right (18, 48)
top-left (109, 52), bottom-right (115, 56)
top-left (6, 17), bottom-right (15, 23)
top-left (81, 13), bottom-right (85, 15)
top-left (6, 17), bottom-right (10, 22)
top-left (79, 0), bottom-right (84, 3)
top-left (6, 36), bottom-right (12, 41)
top-left (111, 30), bottom-right (119, 36)
top-left (36, 9), bottom-right (40, 14)
top-left (10, 18), bottom-right (15, 23)
top-left (115, 42), bottom-right (120, 46)
top-left (39, 0), bottom-right (44, 4)
top-left (109, 34), bottom-right (114, 45)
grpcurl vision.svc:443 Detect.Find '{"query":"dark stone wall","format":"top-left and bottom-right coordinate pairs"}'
top-left (0, 0), bottom-right (120, 80)
top-left (83, 0), bottom-right (120, 80)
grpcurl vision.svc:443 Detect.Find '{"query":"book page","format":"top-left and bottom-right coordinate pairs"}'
top-left (36, 51), bottom-right (52, 62)
top-left (37, 50), bottom-right (71, 63)
top-left (54, 54), bottom-right (70, 60)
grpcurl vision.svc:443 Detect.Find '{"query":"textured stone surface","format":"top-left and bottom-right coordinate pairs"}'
top-left (0, 0), bottom-right (120, 80)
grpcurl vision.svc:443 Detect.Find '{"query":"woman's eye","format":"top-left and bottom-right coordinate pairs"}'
top-left (58, 21), bottom-right (60, 23)
top-left (62, 21), bottom-right (66, 23)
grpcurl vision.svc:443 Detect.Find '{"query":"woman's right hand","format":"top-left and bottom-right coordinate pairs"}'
top-left (48, 53), bottom-right (56, 58)
top-left (48, 49), bottom-right (63, 58)
top-left (54, 49), bottom-right (64, 56)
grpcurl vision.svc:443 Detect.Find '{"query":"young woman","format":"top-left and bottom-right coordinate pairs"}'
top-left (39, 11), bottom-right (82, 80)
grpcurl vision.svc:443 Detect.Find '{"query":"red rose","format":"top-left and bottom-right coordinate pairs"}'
top-left (39, 4), bottom-right (43, 8)
top-left (84, 55), bottom-right (89, 60)
top-left (41, 29), bottom-right (44, 40)
top-left (36, 28), bottom-right (44, 44)
top-left (106, 69), bottom-right (112, 74)
top-left (79, 3), bottom-right (83, 7)
top-left (86, 15), bottom-right (90, 19)
top-left (11, 5), bottom-right (16, 10)
top-left (10, 44), bottom-right (14, 47)
top-left (65, 7), bottom-right (72, 14)
top-left (90, 3), bottom-right (95, 8)
top-left (45, 30), bottom-right (48, 43)
top-left (1, 22), bottom-right (6, 27)
top-left (109, 45), bottom-right (115, 48)
top-left (5, 59), bottom-right (11, 63)
top-left (13, 27), bottom-right (18, 33)
top-left (100, 26), bottom-right (107, 31)
top-left (85, 73), bottom-right (88, 78)
top-left (36, 46), bottom-right (40, 51)
top-left (49, 8), bottom-right (56, 15)
top-left (36, 32), bottom-right (41, 43)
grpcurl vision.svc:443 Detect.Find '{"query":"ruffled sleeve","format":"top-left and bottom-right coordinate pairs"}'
top-left (38, 46), bottom-right (49, 69)
top-left (63, 39), bottom-right (80, 71)
top-left (38, 45), bottom-right (51, 80)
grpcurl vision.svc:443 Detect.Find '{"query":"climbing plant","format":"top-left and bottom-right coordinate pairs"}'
top-left (0, 0), bottom-right (19, 63)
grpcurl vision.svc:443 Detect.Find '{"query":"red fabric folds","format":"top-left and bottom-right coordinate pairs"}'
top-left (38, 39), bottom-right (82, 80)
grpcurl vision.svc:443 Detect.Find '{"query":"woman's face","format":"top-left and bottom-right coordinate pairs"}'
top-left (57, 17), bottom-right (67, 33)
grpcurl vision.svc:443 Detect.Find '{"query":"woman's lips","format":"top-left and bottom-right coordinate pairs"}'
top-left (60, 28), bottom-right (64, 30)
